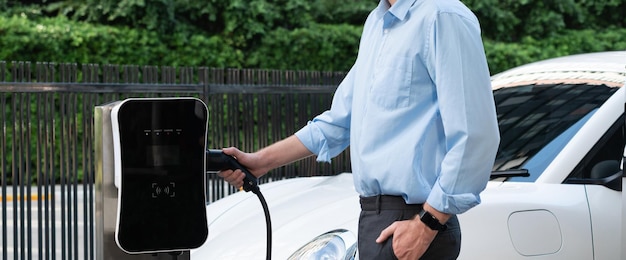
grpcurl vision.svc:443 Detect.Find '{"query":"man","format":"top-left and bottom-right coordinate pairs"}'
top-left (219, 0), bottom-right (500, 259)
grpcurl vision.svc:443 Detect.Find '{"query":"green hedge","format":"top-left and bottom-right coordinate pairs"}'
top-left (1, 15), bottom-right (624, 75)
top-left (0, 15), bottom-right (243, 67)
top-left (484, 28), bottom-right (626, 74)
top-left (246, 23), bottom-right (362, 71)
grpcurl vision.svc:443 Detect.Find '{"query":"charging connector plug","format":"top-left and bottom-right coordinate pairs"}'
top-left (206, 149), bottom-right (259, 192)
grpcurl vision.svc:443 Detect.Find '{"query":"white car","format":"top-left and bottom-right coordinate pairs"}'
top-left (192, 51), bottom-right (625, 260)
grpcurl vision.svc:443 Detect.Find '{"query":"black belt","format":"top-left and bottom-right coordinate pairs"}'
top-left (360, 195), bottom-right (423, 212)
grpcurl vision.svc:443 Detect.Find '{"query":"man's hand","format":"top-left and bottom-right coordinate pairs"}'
top-left (375, 216), bottom-right (437, 260)
top-left (375, 203), bottom-right (449, 259)
top-left (217, 147), bottom-right (267, 189)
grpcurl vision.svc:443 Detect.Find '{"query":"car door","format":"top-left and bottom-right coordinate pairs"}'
top-left (565, 113), bottom-right (623, 260)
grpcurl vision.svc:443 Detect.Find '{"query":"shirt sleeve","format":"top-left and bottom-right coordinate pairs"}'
top-left (295, 68), bottom-right (355, 162)
top-left (424, 12), bottom-right (500, 214)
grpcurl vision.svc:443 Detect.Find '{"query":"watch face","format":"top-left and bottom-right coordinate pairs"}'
top-left (420, 210), bottom-right (447, 231)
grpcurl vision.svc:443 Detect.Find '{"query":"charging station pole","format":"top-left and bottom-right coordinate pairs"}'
top-left (94, 102), bottom-right (192, 260)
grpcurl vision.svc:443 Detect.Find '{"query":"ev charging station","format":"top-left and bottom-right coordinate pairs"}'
top-left (95, 97), bottom-right (268, 260)
top-left (95, 98), bottom-right (209, 259)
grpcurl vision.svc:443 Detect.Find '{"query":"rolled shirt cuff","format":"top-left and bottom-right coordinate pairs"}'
top-left (426, 181), bottom-right (481, 215)
top-left (294, 125), bottom-right (332, 162)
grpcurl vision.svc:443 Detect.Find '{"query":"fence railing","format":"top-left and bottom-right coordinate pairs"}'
top-left (0, 61), bottom-right (350, 260)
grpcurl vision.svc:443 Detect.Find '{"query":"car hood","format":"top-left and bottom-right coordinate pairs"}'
top-left (192, 173), bottom-right (360, 260)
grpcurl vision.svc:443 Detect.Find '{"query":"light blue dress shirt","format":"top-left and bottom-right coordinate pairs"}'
top-left (295, 0), bottom-right (500, 215)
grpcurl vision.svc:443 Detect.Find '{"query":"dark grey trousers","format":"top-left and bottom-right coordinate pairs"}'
top-left (358, 196), bottom-right (461, 260)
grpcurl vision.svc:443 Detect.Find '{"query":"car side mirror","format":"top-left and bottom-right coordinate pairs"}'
top-left (565, 160), bottom-right (622, 191)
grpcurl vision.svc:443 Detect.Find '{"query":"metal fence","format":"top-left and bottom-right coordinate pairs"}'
top-left (0, 61), bottom-right (350, 260)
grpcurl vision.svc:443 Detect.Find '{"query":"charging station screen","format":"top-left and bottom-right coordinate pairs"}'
top-left (147, 145), bottom-right (180, 166)
top-left (116, 99), bottom-right (208, 253)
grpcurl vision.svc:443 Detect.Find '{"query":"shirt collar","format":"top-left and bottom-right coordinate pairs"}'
top-left (375, 0), bottom-right (418, 28)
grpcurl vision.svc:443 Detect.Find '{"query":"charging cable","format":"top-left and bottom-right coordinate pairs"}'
top-left (206, 150), bottom-right (272, 260)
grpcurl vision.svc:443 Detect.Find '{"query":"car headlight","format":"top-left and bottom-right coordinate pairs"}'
top-left (288, 229), bottom-right (358, 260)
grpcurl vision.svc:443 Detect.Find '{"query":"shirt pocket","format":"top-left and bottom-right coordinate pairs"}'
top-left (370, 55), bottom-right (412, 109)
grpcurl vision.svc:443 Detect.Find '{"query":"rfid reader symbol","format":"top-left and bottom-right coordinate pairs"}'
top-left (151, 182), bottom-right (176, 198)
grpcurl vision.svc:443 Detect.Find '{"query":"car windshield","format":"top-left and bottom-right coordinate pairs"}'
top-left (491, 83), bottom-right (617, 182)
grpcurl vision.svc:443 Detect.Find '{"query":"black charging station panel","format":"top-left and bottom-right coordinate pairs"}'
top-left (113, 98), bottom-right (208, 254)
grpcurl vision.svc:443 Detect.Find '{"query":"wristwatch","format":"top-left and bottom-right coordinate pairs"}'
top-left (419, 209), bottom-right (447, 231)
